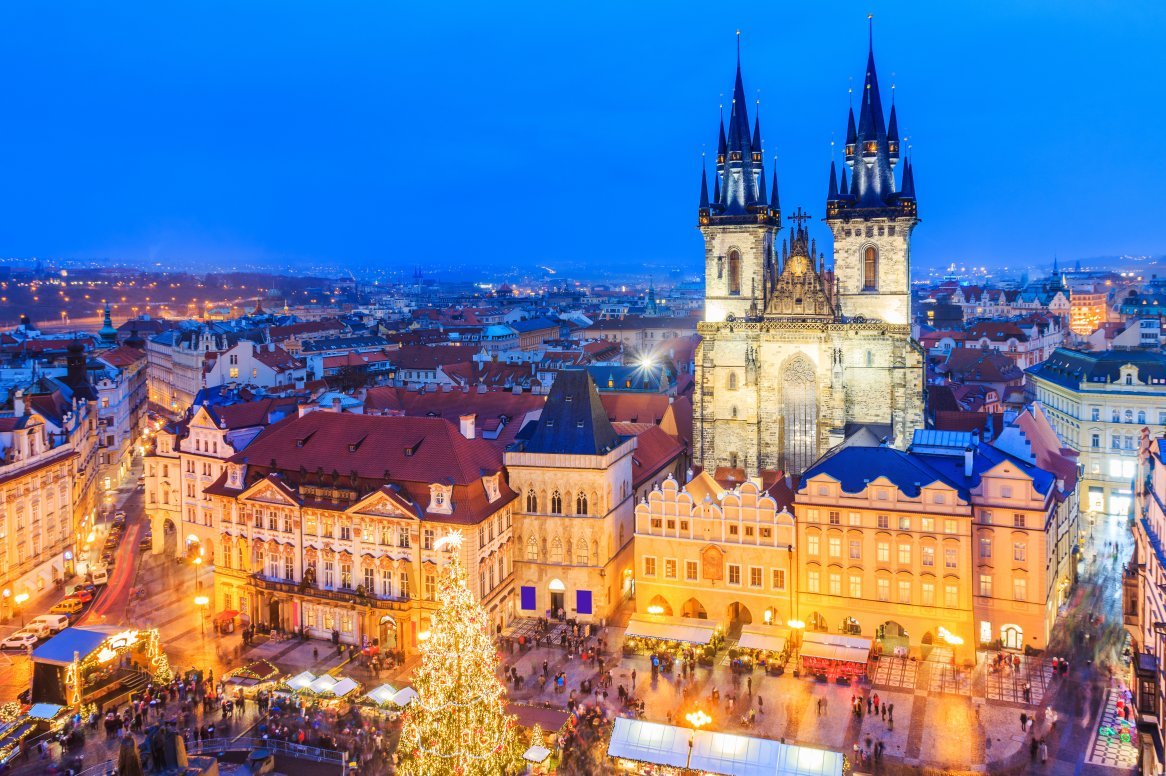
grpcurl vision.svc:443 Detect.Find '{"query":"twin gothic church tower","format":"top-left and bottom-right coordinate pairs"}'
top-left (694, 31), bottom-right (925, 478)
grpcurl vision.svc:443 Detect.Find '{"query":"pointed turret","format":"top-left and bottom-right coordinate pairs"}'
top-left (713, 168), bottom-right (721, 204)
top-left (752, 112), bottom-right (763, 162)
top-left (770, 163), bottom-right (780, 216)
top-left (699, 165), bottom-right (710, 210)
top-left (887, 101), bottom-right (900, 162)
top-left (839, 167), bottom-right (849, 199)
top-left (845, 106), bottom-right (857, 156)
top-left (900, 158), bottom-right (915, 199)
top-left (757, 167), bottom-right (768, 207)
top-left (827, 160), bottom-right (839, 201)
top-left (717, 115), bottom-right (727, 161)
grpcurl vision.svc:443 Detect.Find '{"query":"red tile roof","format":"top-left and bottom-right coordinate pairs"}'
top-left (392, 344), bottom-right (476, 371)
top-left (99, 345), bottom-right (147, 368)
top-left (220, 411), bottom-right (515, 524)
top-left (612, 423), bottom-right (684, 488)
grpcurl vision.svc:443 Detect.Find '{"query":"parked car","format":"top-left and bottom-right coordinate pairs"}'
top-left (91, 568), bottom-right (109, 585)
top-left (73, 583), bottom-right (96, 596)
top-left (139, 534), bottom-right (153, 550)
top-left (66, 589), bottom-right (93, 604)
top-left (49, 599), bottom-right (83, 616)
top-left (113, 510), bottom-right (126, 521)
top-left (0, 631), bottom-right (39, 651)
top-left (29, 615), bottom-right (69, 634)
top-left (100, 552), bottom-right (115, 568)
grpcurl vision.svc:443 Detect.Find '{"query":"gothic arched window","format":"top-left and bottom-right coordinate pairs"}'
top-left (782, 354), bottom-right (818, 476)
top-left (576, 493), bottom-right (588, 515)
top-left (728, 250), bottom-right (742, 295)
top-left (526, 488), bottom-right (537, 513)
top-left (550, 490), bottom-right (562, 514)
top-left (576, 541), bottom-right (589, 565)
top-left (863, 246), bottom-right (878, 291)
top-left (527, 536), bottom-right (537, 560)
top-left (728, 372), bottom-right (738, 390)
top-left (550, 537), bottom-right (563, 563)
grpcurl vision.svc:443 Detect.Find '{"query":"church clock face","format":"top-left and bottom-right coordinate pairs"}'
top-left (788, 255), bottom-right (810, 276)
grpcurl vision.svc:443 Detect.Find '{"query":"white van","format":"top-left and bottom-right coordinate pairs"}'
top-left (29, 614), bottom-right (70, 635)
top-left (91, 567), bottom-right (109, 585)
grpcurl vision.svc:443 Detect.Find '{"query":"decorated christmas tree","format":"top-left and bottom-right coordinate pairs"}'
top-left (399, 534), bottom-right (521, 776)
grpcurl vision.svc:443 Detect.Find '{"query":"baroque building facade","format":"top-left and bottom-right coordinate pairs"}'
top-left (694, 39), bottom-right (924, 478)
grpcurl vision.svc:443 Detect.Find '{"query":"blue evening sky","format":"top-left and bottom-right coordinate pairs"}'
top-left (0, 2), bottom-right (1159, 278)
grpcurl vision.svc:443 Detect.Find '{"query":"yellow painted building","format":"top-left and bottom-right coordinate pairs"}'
top-left (633, 474), bottom-right (796, 634)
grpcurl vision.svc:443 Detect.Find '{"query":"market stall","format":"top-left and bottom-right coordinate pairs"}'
top-left (222, 659), bottom-right (282, 697)
top-left (607, 718), bottom-right (844, 776)
top-left (734, 624), bottom-right (792, 675)
top-left (213, 610), bottom-right (240, 634)
top-left (623, 613), bottom-right (722, 668)
top-left (278, 671), bottom-right (362, 707)
top-left (30, 626), bottom-right (172, 708)
top-left (798, 633), bottom-right (872, 682)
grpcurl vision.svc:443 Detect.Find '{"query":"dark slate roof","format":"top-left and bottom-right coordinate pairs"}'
top-left (801, 445), bottom-right (948, 498)
top-left (800, 440), bottom-right (1055, 502)
top-left (514, 369), bottom-right (624, 456)
top-left (509, 317), bottom-right (561, 334)
top-left (1027, 347), bottom-right (1166, 389)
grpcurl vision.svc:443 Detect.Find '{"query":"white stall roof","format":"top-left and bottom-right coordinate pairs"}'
top-left (364, 684), bottom-right (399, 706)
top-left (309, 674), bottom-right (339, 694)
top-left (607, 718), bottom-right (691, 768)
top-left (625, 614), bottom-right (717, 645)
top-left (799, 632), bottom-right (871, 664)
top-left (392, 687), bottom-right (419, 706)
top-left (798, 642), bottom-right (870, 665)
top-left (737, 624), bottom-right (790, 653)
top-left (690, 730), bottom-right (782, 776)
top-left (328, 678), bottom-right (359, 698)
top-left (607, 719), bottom-right (844, 776)
top-left (286, 671), bottom-right (316, 690)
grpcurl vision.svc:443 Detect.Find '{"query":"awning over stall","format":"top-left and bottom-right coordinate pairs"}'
top-left (737, 624), bottom-right (790, 653)
top-left (624, 614), bottom-right (717, 645)
top-left (364, 684), bottom-right (399, 706)
top-left (799, 633), bottom-right (872, 665)
top-left (607, 718), bottom-right (691, 769)
top-left (31, 626), bottom-right (125, 666)
top-left (607, 719), bottom-right (843, 776)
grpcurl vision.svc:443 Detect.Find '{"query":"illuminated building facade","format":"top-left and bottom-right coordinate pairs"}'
top-left (1028, 347), bottom-right (1166, 516)
top-left (1069, 288), bottom-right (1110, 336)
top-left (694, 36), bottom-right (924, 478)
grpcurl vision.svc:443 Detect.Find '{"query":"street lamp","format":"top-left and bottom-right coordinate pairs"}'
top-left (2, 589), bottom-right (9, 623)
top-left (193, 553), bottom-right (203, 592)
top-left (684, 709), bottom-right (711, 768)
top-left (14, 593), bottom-right (29, 627)
top-left (194, 595), bottom-right (209, 635)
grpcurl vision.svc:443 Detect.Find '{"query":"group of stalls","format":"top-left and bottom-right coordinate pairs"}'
top-left (279, 671), bottom-right (364, 707)
top-left (622, 614), bottom-right (723, 667)
top-left (797, 633), bottom-right (873, 682)
top-left (30, 626), bottom-right (171, 708)
top-left (607, 717), bottom-right (844, 776)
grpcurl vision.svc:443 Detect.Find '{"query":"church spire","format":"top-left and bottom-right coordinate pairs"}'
top-left (702, 35), bottom-right (775, 224)
top-left (900, 158), bottom-right (915, 199)
top-left (827, 159), bottom-right (839, 201)
top-left (699, 163), bottom-right (710, 210)
top-left (832, 19), bottom-right (915, 218)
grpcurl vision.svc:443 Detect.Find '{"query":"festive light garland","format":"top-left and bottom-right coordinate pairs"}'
top-left (398, 534), bottom-right (522, 775)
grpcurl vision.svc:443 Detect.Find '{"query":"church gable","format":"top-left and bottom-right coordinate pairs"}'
top-left (348, 487), bottom-right (417, 520)
top-left (240, 476), bottom-right (300, 506)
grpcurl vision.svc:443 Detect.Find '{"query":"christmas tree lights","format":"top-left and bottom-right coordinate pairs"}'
top-left (399, 534), bottom-right (521, 776)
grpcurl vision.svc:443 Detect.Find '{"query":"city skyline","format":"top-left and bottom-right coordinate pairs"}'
top-left (0, 3), bottom-right (1159, 274)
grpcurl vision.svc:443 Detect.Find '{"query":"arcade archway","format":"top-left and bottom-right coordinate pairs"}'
top-left (680, 598), bottom-right (708, 619)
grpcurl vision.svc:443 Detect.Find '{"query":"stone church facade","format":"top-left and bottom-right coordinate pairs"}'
top-left (694, 42), bottom-right (925, 478)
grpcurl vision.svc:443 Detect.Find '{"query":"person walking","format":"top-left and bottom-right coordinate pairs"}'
top-left (1039, 739), bottom-right (1048, 764)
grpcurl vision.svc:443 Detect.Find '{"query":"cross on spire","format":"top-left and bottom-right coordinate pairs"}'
top-left (787, 207), bottom-right (812, 229)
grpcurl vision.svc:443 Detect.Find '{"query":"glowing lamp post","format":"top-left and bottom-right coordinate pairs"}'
top-left (14, 593), bottom-right (29, 627)
top-left (684, 709), bottom-right (712, 767)
top-left (194, 595), bottom-right (209, 635)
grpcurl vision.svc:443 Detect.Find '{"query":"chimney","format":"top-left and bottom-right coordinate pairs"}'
top-left (459, 413), bottom-right (476, 439)
top-left (332, 397), bottom-right (342, 413)
top-left (14, 389), bottom-right (25, 416)
top-left (964, 447), bottom-right (974, 478)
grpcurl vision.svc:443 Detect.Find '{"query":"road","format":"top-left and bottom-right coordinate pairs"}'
top-left (77, 490), bottom-right (146, 626)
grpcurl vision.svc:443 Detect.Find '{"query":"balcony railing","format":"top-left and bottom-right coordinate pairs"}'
top-left (250, 574), bottom-right (413, 611)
